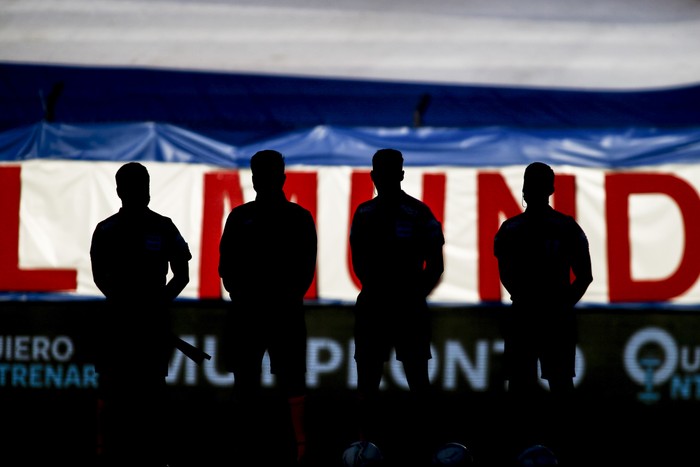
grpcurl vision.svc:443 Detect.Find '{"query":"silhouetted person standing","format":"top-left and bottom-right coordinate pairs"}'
top-left (90, 162), bottom-right (192, 466)
top-left (218, 149), bottom-right (317, 466)
top-left (349, 148), bottom-right (445, 463)
top-left (494, 162), bottom-right (592, 464)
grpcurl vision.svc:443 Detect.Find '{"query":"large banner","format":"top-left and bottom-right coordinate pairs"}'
top-left (2, 123), bottom-right (700, 306)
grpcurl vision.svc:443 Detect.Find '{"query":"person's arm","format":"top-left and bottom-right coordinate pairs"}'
top-left (91, 259), bottom-right (111, 299)
top-left (349, 210), bottom-right (370, 287)
top-left (420, 209), bottom-right (445, 298)
top-left (163, 220), bottom-right (192, 302)
top-left (421, 244), bottom-right (444, 298)
top-left (218, 212), bottom-right (236, 294)
top-left (164, 257), bottom-right (190, 302)
top-left (494, 227), bottom-right (519, 300)
top-left (569, 226), bottom-right (593, 307)
top-left (90, 227), bottom-right (114, 299)
top-left (297, 212), bottom-right (318, 298)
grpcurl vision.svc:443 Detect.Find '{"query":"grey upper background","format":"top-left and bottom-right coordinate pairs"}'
top-left (2, 0), bottom-right (700, 89)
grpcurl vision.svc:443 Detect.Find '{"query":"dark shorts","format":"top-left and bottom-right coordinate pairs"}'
top-left (353, 298), bottom-right (432, 363)
top-left (93, 300), bottom-right (172, 384)
top-left (501, 305), bottom-right (577, 381)
top-left (222, 306), bottom-right (307, 377)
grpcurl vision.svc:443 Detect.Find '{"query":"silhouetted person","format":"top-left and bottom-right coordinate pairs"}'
top-left (90, 161), bottom-right (192, 466)
top-left (349, 148), bottom-right (445, 463)
top-left (494, 162), bottom-right (592, 464)
top-left (218, 149), bottom-right (317, 466)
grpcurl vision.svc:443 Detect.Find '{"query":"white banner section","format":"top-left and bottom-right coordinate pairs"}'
top-left (4, 160), bottom-right (700, 307)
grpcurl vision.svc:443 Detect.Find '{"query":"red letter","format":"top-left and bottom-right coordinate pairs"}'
top-left (284, 171), bottom-right (319, 299)
top-left (423, 173), bottom-right (446, 227)
top-left (552, 174), bottom-right (576, 219)
top-left (0, 166), bottom-right (76, 292)
top-left (607, 173), bottom-right (700, 302)
top-left (199, 171), bottom-right (244, 299)
top-left (478, 173), bottom-right (521, 301)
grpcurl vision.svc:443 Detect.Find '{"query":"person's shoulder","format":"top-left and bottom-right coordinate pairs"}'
top-left (498, 211), bottom-right (527, 231)
top-left (283, 201), bottom-right (315, 225)
top-left (355, 197), bottom-right (379, 215)
top-left (93, 212), bottom-right (121, 232)
top-left (550, 208), bottom-right (580, 226)
top-left (143, 208), bottom-right (187, 235)
top-left (145, 208), bottom-right (175, 225)
top-left (286, 199), bottom-right (312, 214)
top-left (400, 190), bottom-right (422, 205)
top-left (548, 208), bottom-right (588, 235)
top-left (399, 190), bottom-right (434, 214)
top-left (548, 207), bottom-right (571, 219)
top-left (227, 200), bottom-right (256, 216)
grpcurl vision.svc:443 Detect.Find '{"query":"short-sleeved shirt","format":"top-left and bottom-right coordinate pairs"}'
top-left (494, 205), bottom-right (590, 309)
top-left (91, 207), bottom-right (192, 302)
top-left (493, 204), bottom-right (591, 379)
top-left (350, 190), bottom-right (444, 362)
top-left (218, 194), bottom-right (317, 374)
top-left (90, 207), bottom-right (192, 379)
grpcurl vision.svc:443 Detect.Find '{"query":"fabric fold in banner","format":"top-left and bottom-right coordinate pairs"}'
top-left (2, 122), bottom-right (700, 168)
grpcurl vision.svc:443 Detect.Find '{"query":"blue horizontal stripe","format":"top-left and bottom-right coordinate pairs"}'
top-left (2, 121), bottom-right (700, 169)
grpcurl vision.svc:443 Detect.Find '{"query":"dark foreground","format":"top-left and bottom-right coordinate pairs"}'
top-left (5, 388), bottom-right (695, 467)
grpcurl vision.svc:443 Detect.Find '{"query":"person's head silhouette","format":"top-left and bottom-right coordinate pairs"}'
top-left (116, 162), bottom-right (150, 208)
top-left (371, 148), bottom-right (404, 197)
top-left (522, 162), bottom-right (554, 207)
top-left (251, 149), bottom-right (286, 195)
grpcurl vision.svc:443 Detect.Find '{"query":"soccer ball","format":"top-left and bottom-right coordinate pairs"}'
top-left (432, 442), bottom-right (474, 466)
top-left (516, 444), bottom-right (558, 466)
top-left (342, 440), bottom-right (384, 467)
